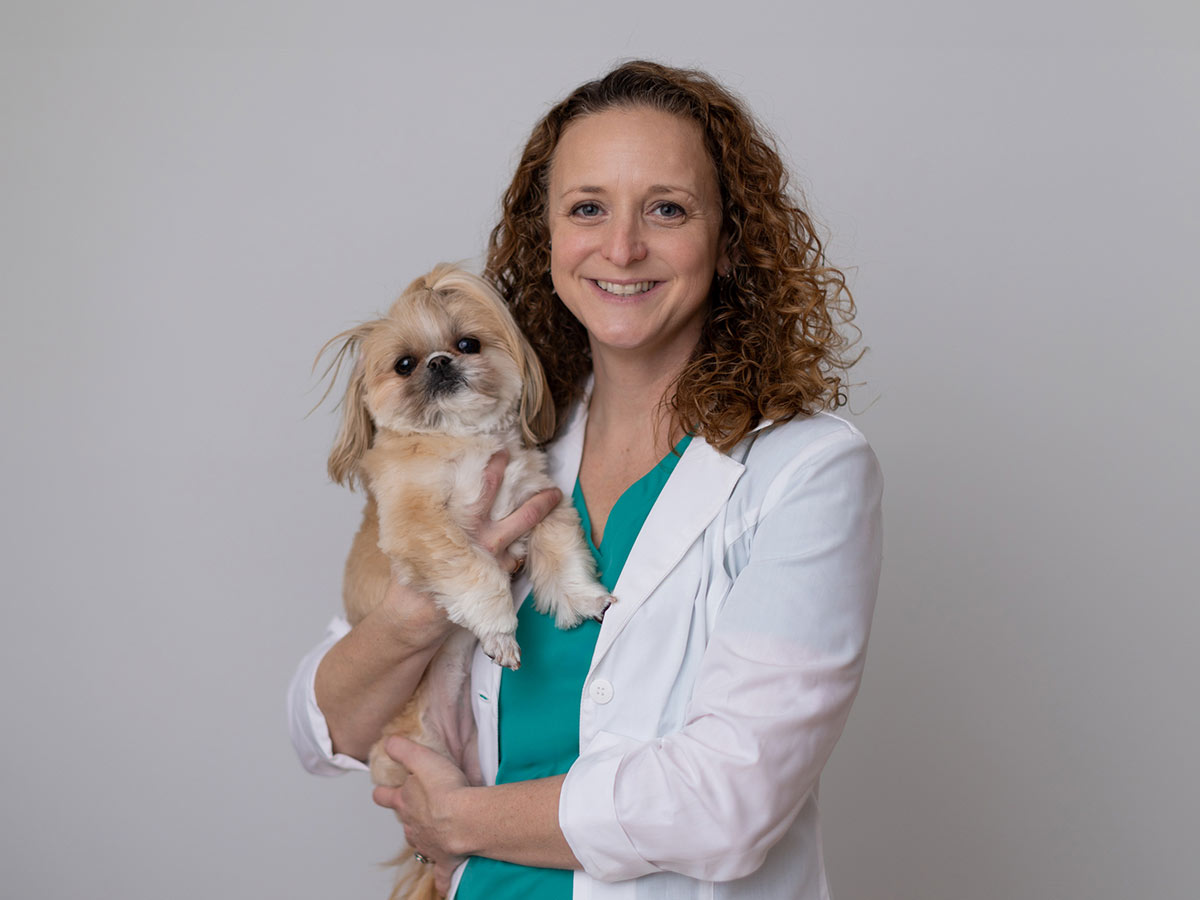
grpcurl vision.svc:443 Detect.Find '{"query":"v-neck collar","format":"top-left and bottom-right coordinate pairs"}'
top-left (574, 434), bottom-right (692, 565)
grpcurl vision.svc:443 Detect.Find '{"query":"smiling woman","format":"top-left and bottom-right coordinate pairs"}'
top-left (289, 60), bottom-right (881, 900)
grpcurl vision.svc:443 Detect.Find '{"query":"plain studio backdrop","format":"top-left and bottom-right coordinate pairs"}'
top-left (2, 2), bottom-right (1196, 898)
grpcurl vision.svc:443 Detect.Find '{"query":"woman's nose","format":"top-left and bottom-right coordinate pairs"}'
top-left (601, 215), bottom-right (647, 267)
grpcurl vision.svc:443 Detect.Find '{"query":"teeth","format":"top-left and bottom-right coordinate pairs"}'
top-left (595, 280), bottom-right (655, 296)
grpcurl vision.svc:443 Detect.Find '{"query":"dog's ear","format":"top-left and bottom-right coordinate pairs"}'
top-left (328, 358), bottom-right (374, 489)
top-left (515, 337), bottom-right (556, 447)
top-left (314, 324), bottom-right (377, 490)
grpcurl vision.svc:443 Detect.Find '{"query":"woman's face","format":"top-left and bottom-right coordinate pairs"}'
top-left (546, 106), bottom-right (728, 365)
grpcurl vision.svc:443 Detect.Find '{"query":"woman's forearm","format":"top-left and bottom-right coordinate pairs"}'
top-left (448, 776), bottom-right (580, 870)
top-left (315, 586), bottom-right (450, 761)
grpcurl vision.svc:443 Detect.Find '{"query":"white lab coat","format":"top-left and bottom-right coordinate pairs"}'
top-left (288, 400), bottom-right (882, 900)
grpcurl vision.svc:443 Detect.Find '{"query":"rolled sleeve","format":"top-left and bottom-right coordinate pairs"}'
top-left (562, 428), bottom-right (882, 883)
top-left (560, 731), bottom-right (659, 881)
top-left (286, 616), bottom-right (369, 776)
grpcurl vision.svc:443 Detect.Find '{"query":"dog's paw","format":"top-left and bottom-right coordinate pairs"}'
top-left (480, 632), bottom-right (521, 670)
top-left (555, 586), bottom-right (614, 629)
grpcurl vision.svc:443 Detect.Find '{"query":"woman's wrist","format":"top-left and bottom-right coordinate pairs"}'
top-left (441, 786), bottom-right (484, 858)
top-left (373, 580), bottom-right (454, 656)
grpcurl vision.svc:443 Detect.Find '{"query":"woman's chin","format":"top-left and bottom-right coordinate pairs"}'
top-left (585, 321), bottom-right (705, 365)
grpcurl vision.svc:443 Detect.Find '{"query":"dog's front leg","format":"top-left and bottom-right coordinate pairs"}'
top-left (428, 542), bottom-right (522, 669)
top-left (377, 512), bottom-right (522, 670)
top-left (527, 501), bottom-right (614, 628)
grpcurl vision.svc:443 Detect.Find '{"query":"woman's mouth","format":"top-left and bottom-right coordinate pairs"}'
top-left (593, 279), bottom-right (657, 297)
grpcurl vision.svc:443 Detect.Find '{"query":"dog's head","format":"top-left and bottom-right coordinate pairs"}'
top-left (318, 264), bottom-right (555, 488)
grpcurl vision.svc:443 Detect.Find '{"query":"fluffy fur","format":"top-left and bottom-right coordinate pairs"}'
top-left (319, 263), bottom-right (611, 900)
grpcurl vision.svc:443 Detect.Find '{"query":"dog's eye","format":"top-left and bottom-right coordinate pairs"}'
top-left (456, 337), bottom-right (481, 354)
top-left (394, 356), bottom-right (416, 377)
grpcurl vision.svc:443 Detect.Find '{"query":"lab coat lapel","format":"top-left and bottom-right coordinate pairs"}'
top-left (547, 398), bottom-right (587, 495)
top-left (589, 434), bottom-right (745, 668)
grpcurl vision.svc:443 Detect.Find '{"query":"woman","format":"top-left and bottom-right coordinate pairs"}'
top-left (289, 61), bottom-right (882, 899)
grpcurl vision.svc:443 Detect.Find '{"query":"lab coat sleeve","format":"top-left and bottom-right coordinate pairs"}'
top-left (286, 615), bottom-right (370, 775)
top-left (560, 430), bottom-right (883, 882)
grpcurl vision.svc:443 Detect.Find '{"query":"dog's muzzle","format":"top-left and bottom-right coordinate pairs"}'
top-left (425, 353), bottom-right (464, 396)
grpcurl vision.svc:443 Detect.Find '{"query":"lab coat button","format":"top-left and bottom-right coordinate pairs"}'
top-left (588, 678), bottom-right (614, 704)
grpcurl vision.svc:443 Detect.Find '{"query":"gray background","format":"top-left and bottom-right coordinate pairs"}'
top-left (2, 2), bottom-right (1197, 898)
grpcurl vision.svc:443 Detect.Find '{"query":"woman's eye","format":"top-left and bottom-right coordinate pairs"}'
top-left (571, 201), bottom-right (603, 218)
top-left (654, 201), bottom-right (685, 219)
top-left (394, 356), bottom-right (416, 376)
top-left (456, 337), bottom-right (481, 354)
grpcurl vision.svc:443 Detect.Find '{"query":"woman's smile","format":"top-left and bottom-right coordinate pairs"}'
top-left (591, 279), bottom-right (660, 298)
top-left (587, 278), bottom-right (666, 303)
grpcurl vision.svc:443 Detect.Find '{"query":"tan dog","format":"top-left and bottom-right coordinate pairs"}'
top-left (319, 264), bottom-right (611, 899)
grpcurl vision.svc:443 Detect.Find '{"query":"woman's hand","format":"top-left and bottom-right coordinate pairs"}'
top-left (468, 449), bottom-right (563, 575)
top-left (374, 737), bottom-right (471, 897)
top-left (375, 739), bottom-right (581, 877)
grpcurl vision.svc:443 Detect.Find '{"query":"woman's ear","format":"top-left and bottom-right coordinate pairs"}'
top-left (716, 230), bottom-right (733, 277)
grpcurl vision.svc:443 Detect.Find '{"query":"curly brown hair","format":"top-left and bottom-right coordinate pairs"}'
top-left (485, 60), bottom-right (859, 453)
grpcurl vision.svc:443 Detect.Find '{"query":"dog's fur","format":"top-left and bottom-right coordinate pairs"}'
top-left (319, 264), bottom-right (611, 899)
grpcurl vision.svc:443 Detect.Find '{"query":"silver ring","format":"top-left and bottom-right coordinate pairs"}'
top-left (414, 852), bottom-right (433, 865)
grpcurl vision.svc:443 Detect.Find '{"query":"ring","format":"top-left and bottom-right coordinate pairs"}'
top-left (414, 852), bottom-right (433, 865)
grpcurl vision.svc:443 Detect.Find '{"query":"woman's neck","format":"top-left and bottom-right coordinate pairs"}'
top-left (578, 353), bottom-right (688, 546)
top-left (586, 349), bottom-right (686, 461)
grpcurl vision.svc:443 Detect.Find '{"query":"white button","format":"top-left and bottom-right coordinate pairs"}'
top-left (588, 678), bottom-right (614, 704)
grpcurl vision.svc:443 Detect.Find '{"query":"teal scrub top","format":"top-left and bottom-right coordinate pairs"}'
top-left (455, 436), bottom-right (692, 900)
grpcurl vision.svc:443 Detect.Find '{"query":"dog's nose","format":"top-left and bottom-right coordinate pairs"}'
top-left (427, 354), bottom-right (451, 371)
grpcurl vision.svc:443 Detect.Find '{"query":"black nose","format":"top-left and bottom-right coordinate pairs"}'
top-left (424, 353), bottom-right (463, 397)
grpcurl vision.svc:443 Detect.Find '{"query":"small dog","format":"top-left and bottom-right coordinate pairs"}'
top-left (319, 264), bottom-right (611, 899)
